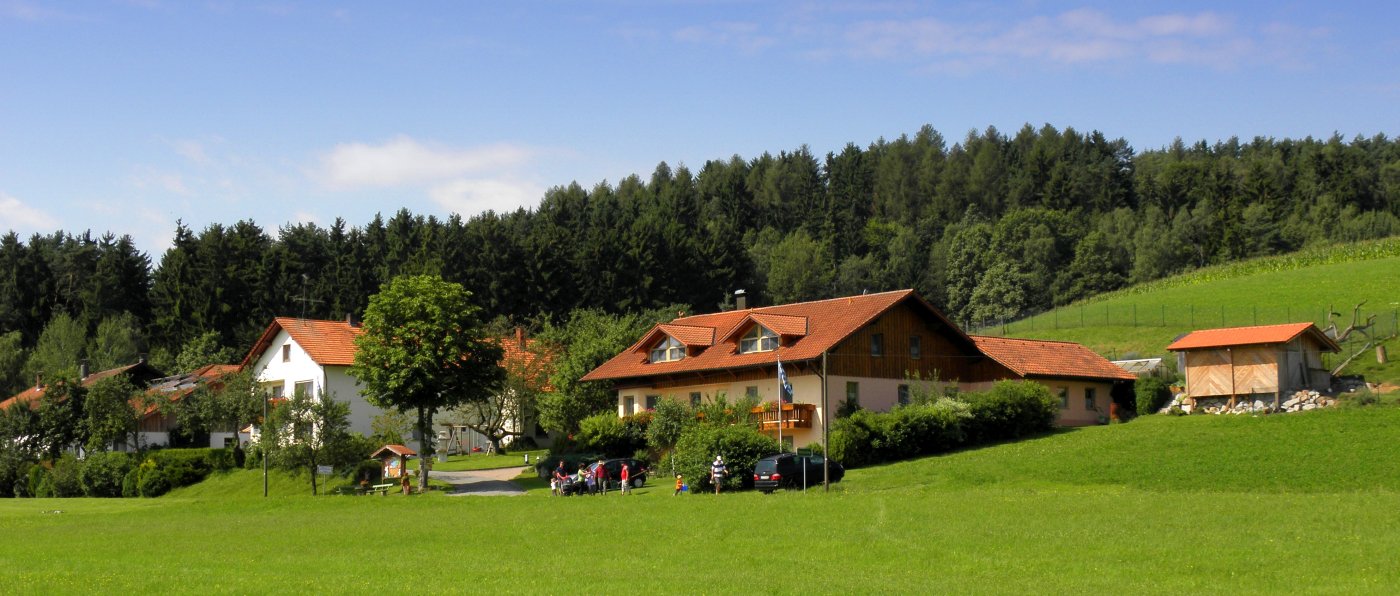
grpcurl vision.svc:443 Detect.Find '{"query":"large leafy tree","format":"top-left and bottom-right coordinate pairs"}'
top-left (263, 388), bottom-right (355, 495)
top-left (350, 274), bottom-right (503, 490)
top-left (83, 375), bottom-right (154, 452)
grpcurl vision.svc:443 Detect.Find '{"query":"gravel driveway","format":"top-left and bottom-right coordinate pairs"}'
top-left (433, 466), bottom-right (528, 497)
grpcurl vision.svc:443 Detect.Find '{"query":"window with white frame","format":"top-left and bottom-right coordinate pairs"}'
top-left (281, 344), bottom-right (291, 362)
top-left (649, 336), bottom-right (685, 362)
top-left (624, 396), bottom-right (635, 415)
top-left (294, 380), bottom-right (313, 398)
top-left (739, 325), bottom-right (779, 354)
top-left (1085, 387), bottom-right (1097, 411)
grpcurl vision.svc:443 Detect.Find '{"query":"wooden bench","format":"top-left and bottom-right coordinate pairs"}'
top-left (369, 483), bottom-right (394, 496)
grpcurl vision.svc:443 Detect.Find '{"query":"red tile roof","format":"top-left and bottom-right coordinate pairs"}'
top-left (582, 290), bottom-right (968, 382)
top-left (372, 444), bottom-right (417, 458)
top-left (241, 317), bottom-right (363, 368)
top-left (970, 336), bottom-right (1137, 382)
top-left (1166, 322), bottom-right (1341, 352)
top-left (0, 362), bottom-right (166, 411)
top-left (495, 331), bottom-right (554, 392)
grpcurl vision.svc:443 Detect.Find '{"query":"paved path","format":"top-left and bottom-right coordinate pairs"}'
top-left (434, 466), bottom-right (528, 497)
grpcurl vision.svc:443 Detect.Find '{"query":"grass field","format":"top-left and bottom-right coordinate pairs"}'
top-left (982, 246), bottom-right (1400, 385)
top-left (4, 406), bottom-right (1400, 593)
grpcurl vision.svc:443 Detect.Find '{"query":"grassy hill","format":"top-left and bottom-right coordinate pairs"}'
top-left (3, 406), bottom-right (1399, 592)
top-left (984, 237), bottom-right (1400, 385)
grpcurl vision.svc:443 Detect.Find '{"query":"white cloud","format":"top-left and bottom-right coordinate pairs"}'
top-left (838, 9), bottom-right (1278, 70)
top-left (315, 136), bottom-right (533, 190)
top-left (0, 192), bottom-right (59, 235)
top-left (673, 21), bottom-right (776, 53)
top-left (428, 178), bottom-right (545, 216)
top-left (128, 167), bottom-right (192, 195)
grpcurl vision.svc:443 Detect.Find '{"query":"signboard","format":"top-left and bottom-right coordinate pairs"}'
top-left (316, 465), bottom-right (333, 475)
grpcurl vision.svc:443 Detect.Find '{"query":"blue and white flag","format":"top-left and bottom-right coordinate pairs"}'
top-left (777, 357), bottom-right (793, 403)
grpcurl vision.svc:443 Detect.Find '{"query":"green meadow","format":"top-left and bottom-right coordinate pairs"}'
top-left (986, 239), bottom-right (1400, 385)
top-left (3, 406), bottom-right (1399, 593)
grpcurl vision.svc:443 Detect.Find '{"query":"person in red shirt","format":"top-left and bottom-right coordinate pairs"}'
top-left (674, 474), bottom-right (684, 496)
top-left (620, 463), bottom-right (631, 495)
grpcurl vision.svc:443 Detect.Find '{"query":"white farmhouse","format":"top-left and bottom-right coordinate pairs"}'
top-left (241, 317), bottom-right (383, 437)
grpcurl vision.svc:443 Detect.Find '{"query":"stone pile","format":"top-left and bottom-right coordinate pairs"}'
top-left (1158, 390), bottom-right (1337, 416)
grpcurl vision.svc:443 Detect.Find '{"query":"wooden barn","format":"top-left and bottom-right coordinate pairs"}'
top-left (1166, 322), bottom-right (1341, 403)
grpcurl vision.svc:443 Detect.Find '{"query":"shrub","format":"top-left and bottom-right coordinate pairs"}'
top-left (45, 454), bottom-right (83, 498)
top-left (0, 451), bottom-right (26, 498)
top-left (1135, 376), bottom-right (1172, 416)
top-left (204, 448), bottom-right (236, 471)
top-left (80, 451), bottom-right (133, 498)
top-left (352, 459), bottom-right (383, 485)
top-left (673, 423), bottom-right (776, 492)
top-left (137, 461), bottom-right (172, 498)
top-left (646, 399), bottom-right (692, 452)
top-left (575, 412), bottom-right (649, 457)
top-left (23, 463), bottom-right (46, 498)
top-left (121, 467), bottom-right (139, 498)
top-left (960, 381), bottom-right (1058, 444)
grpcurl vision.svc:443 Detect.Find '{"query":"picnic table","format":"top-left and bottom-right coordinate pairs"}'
top-left (368, 483), bottom-right (394, 496)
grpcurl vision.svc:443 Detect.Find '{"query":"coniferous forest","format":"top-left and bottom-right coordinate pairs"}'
top-left (2, 124), bottom-right (1399, 394)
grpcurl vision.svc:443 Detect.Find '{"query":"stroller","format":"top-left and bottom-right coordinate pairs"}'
top-left (560, 473), bottom-right (589, 496)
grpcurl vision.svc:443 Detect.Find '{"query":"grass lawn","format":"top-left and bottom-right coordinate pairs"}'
top-left (988, 247), bottom-right (1400, 386)
top-left (4, 406), bottom-right (1400, 592)
top-left (427, 449), bottom-right (547, 472)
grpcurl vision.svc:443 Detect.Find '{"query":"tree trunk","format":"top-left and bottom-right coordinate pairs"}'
top-left (417, 406), bottom-right (431, 491)
top-left (310, 462), bottom-right (318, 495)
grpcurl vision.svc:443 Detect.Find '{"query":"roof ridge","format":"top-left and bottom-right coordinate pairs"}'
top-left (970, 334), bottom-right (1082, 346)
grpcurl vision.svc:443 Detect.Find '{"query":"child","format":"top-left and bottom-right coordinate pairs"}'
top-left (674, 474), bottom-right (684, 496)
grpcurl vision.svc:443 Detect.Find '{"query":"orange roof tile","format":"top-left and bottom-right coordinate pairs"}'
top-left (971, 336), bottom-right (1137, 382)
top-left (372, 444), bottom-right (417, 458)
top-left (495, 332), bottom-right (554, 392)
top-left (583, 290), bottom-right (970, 382)
top-left (1, 362), bottom-right (166, 411)
top-left (1166, 322), bottom-right (1341, 352)
top-left (658, 324), bottom-right (717, 347)
top-left (241, 317), bottom-right (363, 368)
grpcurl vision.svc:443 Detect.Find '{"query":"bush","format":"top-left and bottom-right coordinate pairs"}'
top-left (351, 459), bottom-right (383, 485)
top-left (80, 451), bottom-right (133, 497)
top-left (0, 451), bottom-right (26, 498)
top-left (137, 461), bottom-right (172, 498)
top-left (575, 412), bottom-right (649, 457)
top-left (960, 381), bottom-right (1059, 444)
top-left (47, 454), bottom-right (84, 498)
top-left (1135, 376), bottom-right (1172, 416)
top-left (121, 467), bottom-right (139, 498)
top-left (830, 381), bottom-right (1057, 469)
top-left (646, 399), bottom-right (691, 452)
top-left (23, 463), bottom-right (47, 498)
top-left (673, 423), bottom-right (776, 492)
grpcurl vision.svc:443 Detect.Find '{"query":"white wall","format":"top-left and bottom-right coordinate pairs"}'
top-left (249, 329), bottom-right (383, 437)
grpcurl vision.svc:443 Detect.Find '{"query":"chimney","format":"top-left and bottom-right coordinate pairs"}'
top-left (734, 289), bottom-right (747, 311)
top-left (515, 327), bottom-right (526, 350)
top-left (79, 359), bottom-right (89, 380)
top-left (346, 312), bottom-right (361, 328)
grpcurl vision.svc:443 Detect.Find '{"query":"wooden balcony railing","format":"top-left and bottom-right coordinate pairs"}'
top-left (749, 403), bottom-right (816, 430)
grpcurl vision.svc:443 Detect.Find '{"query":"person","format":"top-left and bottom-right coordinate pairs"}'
top-left (710, 456), bottom-right (727, 494)
top-left (674, 474), bottom-right (684, 496)
top-left (620, 463), bottom-right (631, 495)
top-left (579, 464), bottom-right (593, 496)
top-left (552, 461), bottom-right (567, 497)
top-left (591, 460), bottom-right (606, 495)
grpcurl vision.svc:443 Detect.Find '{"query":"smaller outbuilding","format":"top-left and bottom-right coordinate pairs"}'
top-left (371, 444), bottom-right (418, 480)
top-left (1166, 322), bottom-right (1340, 405)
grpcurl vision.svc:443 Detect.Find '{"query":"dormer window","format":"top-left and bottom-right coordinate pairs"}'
top-left (650, 336), bottom-right (685, 363)
top-left (739, 326), bottom-right (779, 354)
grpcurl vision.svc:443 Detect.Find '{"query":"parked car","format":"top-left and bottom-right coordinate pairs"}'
top-left (753, 453), bottom-right (844, 493)
top-left (597, 458), bottom-right (647, 489)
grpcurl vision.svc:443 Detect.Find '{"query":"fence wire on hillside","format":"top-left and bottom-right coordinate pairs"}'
top-left (969, 304), bottom-right (1400, 368)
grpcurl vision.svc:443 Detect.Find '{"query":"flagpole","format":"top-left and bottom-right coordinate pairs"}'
top-left (776, 353), bottom-right (782, 455)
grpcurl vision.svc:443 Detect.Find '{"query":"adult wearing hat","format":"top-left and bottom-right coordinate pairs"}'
top-left (710, 455), bottom-right (727, 495)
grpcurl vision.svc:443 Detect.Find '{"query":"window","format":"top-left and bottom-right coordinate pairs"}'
top-left (909, 335), bottom-right (922, 359)
top-left (1057, 387), bottom-right (1069, 409)
top-left (266, 383), bottom-right (283, 398)
top-left (745, 386), bottom-right (759, 399)
top-left (294, 380), bottom-right (313, 397)
top-left (281, 344), bottom-right (291, 362)
top-left (739, 325), bottom-right (779, 354)
top-left (845, 381), bottom-right (860, 407)
top-left (624, 396), bottom-right (635, 415)
top-left (1085, 387), bottom-right (1097, 411)
top-left (689, 392), bottom-right (702, 407)
top-left (649, 336), bottom-right (685, 363)
top-left (645, 395), bottom-right (659, 410)
top-left (870, 333), bottom-right (884, 357)
top-left (897, 384), bottom-right (910, 406)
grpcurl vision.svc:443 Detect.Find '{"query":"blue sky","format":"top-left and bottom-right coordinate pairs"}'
top-left (1, 1), bottom-right (1396, 256)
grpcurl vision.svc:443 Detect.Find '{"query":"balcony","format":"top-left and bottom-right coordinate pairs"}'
top-left (749, 403), bottom-right (816, 430)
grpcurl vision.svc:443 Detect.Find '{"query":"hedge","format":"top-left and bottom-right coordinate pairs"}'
top-left (829, 381), bottom-right (1058, 469)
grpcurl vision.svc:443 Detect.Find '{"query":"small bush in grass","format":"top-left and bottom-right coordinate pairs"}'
top-left (49, 454), bottom-right (84, 498)
top-left (137, 460), bottom-right (172, 497)
top-left (1135, 376), bottom-right (1172, 416)
top-left (121, 468), bottom-right (139, 497)
top-left (80, 451), bottom-right (133, 497)
top-left (23, 463), bottom-right (47, 498)
top-left (673, 423), bottom-right (776, 492)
